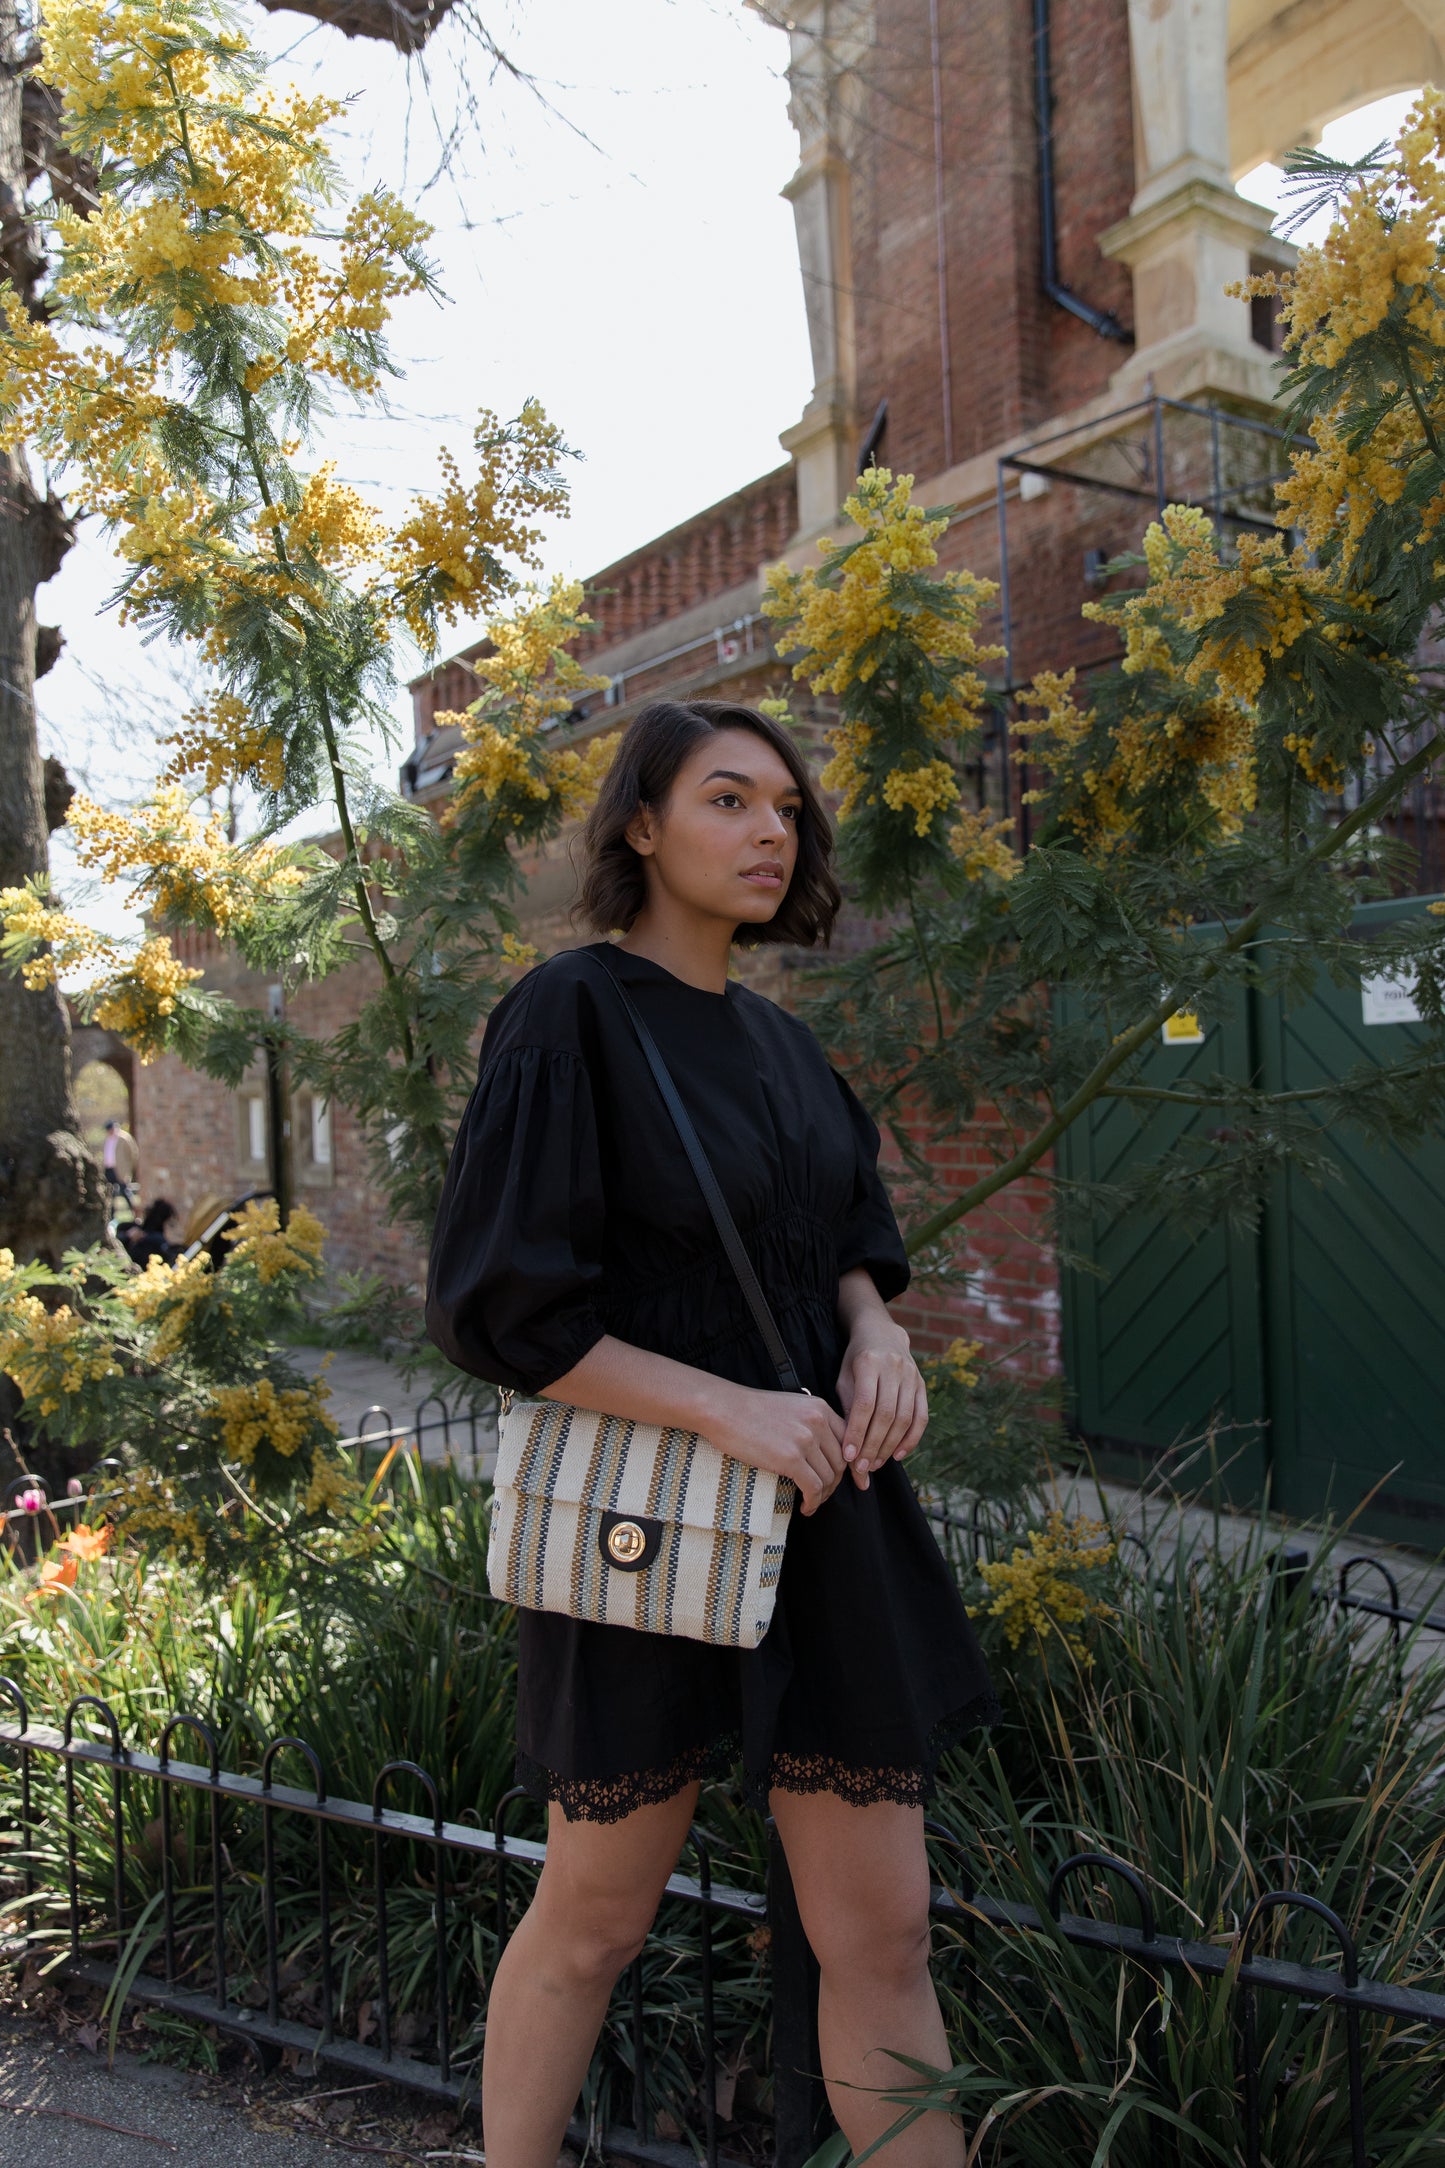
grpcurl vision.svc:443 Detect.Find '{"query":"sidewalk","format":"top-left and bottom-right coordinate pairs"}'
top-left (1049, 1466), bottom-right (1445, 1676)
top-left (288, 1347), bottom-right (495, 1472)
top-left (0, 2010), bottom-right (346, 2167)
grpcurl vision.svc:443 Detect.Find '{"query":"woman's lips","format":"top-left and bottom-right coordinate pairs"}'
top-left (741, 866), bottom-right (784, 886)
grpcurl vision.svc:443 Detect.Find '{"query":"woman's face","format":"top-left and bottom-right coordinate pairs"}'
top-left (625, 726), bottom-right (803, 930)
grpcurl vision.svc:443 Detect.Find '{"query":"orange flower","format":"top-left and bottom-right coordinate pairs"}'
top-left (32, 1554), bottom-right (79, 1599)
top-left (59, 1524), bottom-right (112, 1562)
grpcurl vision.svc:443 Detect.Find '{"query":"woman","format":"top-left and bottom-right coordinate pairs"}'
top-left (427, 698), bottom-right (998, 2168)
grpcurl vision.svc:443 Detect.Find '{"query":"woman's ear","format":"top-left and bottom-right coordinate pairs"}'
top-left (624, 803), bottom-right (657, 858)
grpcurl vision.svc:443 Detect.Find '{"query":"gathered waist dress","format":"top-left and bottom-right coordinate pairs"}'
top-left (426, 941), bottom-right (999, 1821)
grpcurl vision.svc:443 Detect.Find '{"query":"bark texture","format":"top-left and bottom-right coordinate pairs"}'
top-left (255, 0), bottom-right (457, 50)
top-left (0, 1), bottom-right (105, 1267)
top-left (0, 444), bottom-right (104, 1264)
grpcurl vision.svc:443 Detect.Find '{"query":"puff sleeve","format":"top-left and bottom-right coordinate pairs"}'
top-left (425, 1040), bottom-right (608, 1395)
top-left (831, 1066), bottom-right (911, 1303)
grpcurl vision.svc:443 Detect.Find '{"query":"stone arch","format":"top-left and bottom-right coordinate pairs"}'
top-left (67, 1013), bottom-right (137, 1146)
top-left (1229, 0), bottom-right (1435, 178)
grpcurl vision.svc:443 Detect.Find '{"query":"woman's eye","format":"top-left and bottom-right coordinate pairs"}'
top-left (713, 792), bottom-right (744, 808)
top-left (781, 804), bottom-right (800, 821)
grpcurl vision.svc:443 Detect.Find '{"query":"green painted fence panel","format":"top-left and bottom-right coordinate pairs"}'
top-left (1058, 897), bottom-right (1445, 1536)
top-left (1259, 898), bottom-right (1445, 1534)
top-left (1056, 979), bottom-right (1268, 1503)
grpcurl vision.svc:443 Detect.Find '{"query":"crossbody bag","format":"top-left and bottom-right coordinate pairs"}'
top-left (487, 953), bottom-right (801, 1649)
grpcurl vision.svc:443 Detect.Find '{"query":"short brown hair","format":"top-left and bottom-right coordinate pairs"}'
top-left (575, 699), bottom-right (841, 946)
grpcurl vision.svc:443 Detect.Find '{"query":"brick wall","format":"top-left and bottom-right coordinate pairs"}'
top-left (1041, 0), bottom-right (1136, 410)
top-left (851, 0), bottom-right (1134, 484)
top-left (134, 931), bottom-right (422, 1294)
top-left (410, 467), bottom-right (799, 741)
top-left (573, 469), bottom-right (798, 661)
top-left (936, 470), bottom-right (1145, 696)
top-left (882, 1122), bottom-right (1058, 1384)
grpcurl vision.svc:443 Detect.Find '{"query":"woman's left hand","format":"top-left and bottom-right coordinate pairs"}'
top-left (836, 1323), bottom-right (929, 1488)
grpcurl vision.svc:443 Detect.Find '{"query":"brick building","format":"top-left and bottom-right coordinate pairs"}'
top-left (137, 0), bottom-right (1421, 1381)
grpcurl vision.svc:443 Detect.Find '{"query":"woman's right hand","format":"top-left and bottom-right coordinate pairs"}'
top-left (702, 1383), bottom-right (849, 1515)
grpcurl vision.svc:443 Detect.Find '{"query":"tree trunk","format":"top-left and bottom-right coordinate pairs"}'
top-left (0, 0), bottom-right (104, 1270)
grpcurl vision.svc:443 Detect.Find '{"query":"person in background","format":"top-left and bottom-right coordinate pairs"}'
top-left (116, 1198), bottom-right (179, 1269)
top-left (101, 1119), bottom-right (139, 1211)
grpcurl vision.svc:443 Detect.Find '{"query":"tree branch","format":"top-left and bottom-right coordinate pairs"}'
top-left (904, 731), bottom-right (1445, 1253)
top-left (905, 865), bottom-right (946, 1046)
top-left (1101, 1059), bottom-right (1445, 1109)
top-left (1394, 331), bottom-right (1442, 461)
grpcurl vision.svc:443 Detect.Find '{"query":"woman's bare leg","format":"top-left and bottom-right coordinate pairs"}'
top-left (481, 1783), bottom-right (700, 2168)
top-left (769, 1788), bottom-right (964, 2168)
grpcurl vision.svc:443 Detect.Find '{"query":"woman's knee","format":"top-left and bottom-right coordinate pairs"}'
top-left (529, 1871), bottom-right (658, 1987)
top-left (808, 1887), bottom-right (933, 1989)
top-left (566, 1913), bottom-right (651, 1986)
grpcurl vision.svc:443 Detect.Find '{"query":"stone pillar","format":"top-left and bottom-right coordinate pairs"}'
top-left (775, 0), bottom-right (872, 535)
top-left (1099, 0), bottom-right (1292, 404)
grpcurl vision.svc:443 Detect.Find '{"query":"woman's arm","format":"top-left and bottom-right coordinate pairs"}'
top-left (835, 1266), bottom-right (929, 1486)
top-left (540, 1335), bottom-right (850, 1516)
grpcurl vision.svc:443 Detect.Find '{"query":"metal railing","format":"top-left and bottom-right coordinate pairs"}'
top-left (5, 1439), bottom-right (1444, 2165)
top-left (334, 1406), bottom-right (1445, 1660)
top-left (925, 1498), bottom-right (1445, 1651)
top-left (3, 1681), bottom-right (1443, 2168)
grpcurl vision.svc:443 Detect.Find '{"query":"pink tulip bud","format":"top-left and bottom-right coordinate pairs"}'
top-left (66, 1478), bottom-right (84, 1499)
top-left (18, 1488), bottom-right (45, 1514)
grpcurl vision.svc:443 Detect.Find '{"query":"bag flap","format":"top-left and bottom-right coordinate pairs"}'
top-left (498, 1400), bottom-right (782, 1537)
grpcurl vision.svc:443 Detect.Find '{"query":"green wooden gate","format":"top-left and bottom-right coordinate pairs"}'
top-left (1057, 898), bottom-right (1445, 1540)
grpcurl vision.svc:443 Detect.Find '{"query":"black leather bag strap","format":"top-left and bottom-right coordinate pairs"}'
top-left (582, 951), bottom-right (805, 1395)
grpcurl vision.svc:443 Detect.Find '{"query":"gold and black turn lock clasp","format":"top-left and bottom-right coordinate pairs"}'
top-left (598, 1511), bottom-right (662, 1573)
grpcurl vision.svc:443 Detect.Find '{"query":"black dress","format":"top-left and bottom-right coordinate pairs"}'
top-left (426, 941), bottom-right (999, 1820)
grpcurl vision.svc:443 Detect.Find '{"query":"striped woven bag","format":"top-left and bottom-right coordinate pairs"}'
top-left (486, 953), bottom-right (805, 1650)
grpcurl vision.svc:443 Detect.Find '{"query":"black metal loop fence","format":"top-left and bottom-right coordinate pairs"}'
top-left (4, 1675), bottom-right (1445, 2168)
top-left (4, 1416), bottom-right (1444, 2163)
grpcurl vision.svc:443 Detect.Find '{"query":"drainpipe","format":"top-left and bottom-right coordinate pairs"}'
top-left (264, 982), bottom-right (292, 1229)
top-left (1032, 0), bottom-right (1131, 342)
top-left (928, 0), bottom-right (956, 466)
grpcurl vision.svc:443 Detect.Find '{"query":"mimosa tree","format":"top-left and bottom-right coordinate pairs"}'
top-left (760, 103), bottom-right (1445, 1490)
top-left (0, 0), bottom-right (615, 1533)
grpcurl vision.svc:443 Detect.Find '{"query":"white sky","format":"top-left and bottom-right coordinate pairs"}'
top-left (38, 0), bottom-right (811, 813)
top-left (1236, 88), bottom-right (1420, 237)
top-left (31, 25), bottom-right (1420, 937)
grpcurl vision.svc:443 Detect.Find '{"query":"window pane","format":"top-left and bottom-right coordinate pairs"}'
top-left (248, 1095), bottom-right (266, 1162)
top-left (312, 1097), bottom-right (332, 1166)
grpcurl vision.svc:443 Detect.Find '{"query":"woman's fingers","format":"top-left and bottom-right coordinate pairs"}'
top-left (791, 1398), bottom-right (847, 1513)
top-left (895, 1376), bottom-right (929, 1460)
top-left (879, 1373), bottom-right (923, 1462)
top-left (853, 1364), bottom-right (906, 1473)
top-left (797, 1452), bottom-right (842, 1514)
top-left (810, 1399), bottom-right (849, 1471)
top-left (840, 1370), bottom-right (877, 1463)
top-left (845, 1359), bottom-right (930, 1480)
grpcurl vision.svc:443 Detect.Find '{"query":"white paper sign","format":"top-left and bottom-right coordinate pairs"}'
top-left (1361, 969), bottom-right (1423, 1027)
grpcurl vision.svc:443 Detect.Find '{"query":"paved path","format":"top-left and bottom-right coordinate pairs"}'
top-left (1049, 1467), bottom-right (1445, 1676)
top-left (289, 1348), bottom-right (495, 1474)
top-left (0, 2011), bottom-right (346, 2167)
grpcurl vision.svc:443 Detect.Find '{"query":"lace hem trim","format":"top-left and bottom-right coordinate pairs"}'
top-left (761, 1688), bottom-right (1003, 1810)
top-left (514, 1736), bottom-right (741, 1825)
top-left (516, 1689), bottom-right (1002, 1824)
